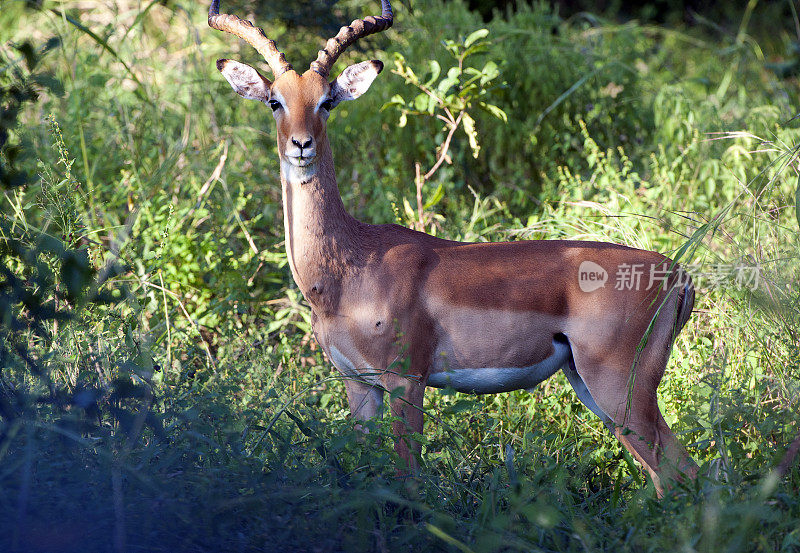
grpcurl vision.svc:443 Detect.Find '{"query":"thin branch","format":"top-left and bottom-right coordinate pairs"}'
top-left (181, 141), bottom-right (228, 226)
top-left (423, 111), bottom-right (464, 181)
top-left (415, 162), bottom-right (423, 228)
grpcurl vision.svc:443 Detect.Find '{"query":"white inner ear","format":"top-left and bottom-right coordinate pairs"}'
top-left (218, 59), bottom-right (271, 102)
top-left (329, 60), bottom-right (383, 108)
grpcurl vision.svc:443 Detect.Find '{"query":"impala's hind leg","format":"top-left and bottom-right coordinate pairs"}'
top-left (608, 391), bottom-right (697, 496)
top-left (568, 348), bottom-right (697, 497)
top-left (383, 373), bottom-right (426, 475)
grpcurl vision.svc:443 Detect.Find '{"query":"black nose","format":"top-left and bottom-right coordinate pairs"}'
top-left (292, 137), bottom-right (313, 149)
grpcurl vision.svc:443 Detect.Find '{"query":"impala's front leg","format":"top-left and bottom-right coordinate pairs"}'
top-left (383, 373), bottom-right (426, 474)
top-left (343, 378), bottom-right (384, 432)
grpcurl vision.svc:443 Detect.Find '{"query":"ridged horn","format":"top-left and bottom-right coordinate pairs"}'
top-left (309, 0), bottom-right (393, 78)
top-left (208, 0), bottom-right (293, 78)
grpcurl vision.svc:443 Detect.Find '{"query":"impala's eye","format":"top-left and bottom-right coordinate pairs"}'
top-left (268, 100), bottom-right (281, 112)
top-left (320, 98), bottom-right (334, 111)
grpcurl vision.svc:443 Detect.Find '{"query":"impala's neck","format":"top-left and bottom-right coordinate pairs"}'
top-left (279, 138), bottom-right (362, 290)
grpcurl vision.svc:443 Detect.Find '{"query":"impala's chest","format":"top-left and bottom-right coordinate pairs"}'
top-left (300, 271), bottom-right (341, 315)
top-left (309, 272), bottom-right (403, 381)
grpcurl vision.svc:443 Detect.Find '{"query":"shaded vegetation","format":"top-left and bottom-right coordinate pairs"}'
top-left (1, 0), bottom-right (799, 552)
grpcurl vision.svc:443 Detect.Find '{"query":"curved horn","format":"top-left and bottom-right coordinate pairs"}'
top-left (310, 0), bottom-right (393, 78)
top-left (208, 0), bottom-right (293, 78)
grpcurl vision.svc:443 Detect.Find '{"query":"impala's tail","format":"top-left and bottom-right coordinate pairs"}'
top-left (674, 270), bottom-right (695, 336)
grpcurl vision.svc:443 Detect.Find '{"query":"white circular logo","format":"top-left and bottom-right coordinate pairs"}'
top-left (578, 261), bottom-right (608, 292)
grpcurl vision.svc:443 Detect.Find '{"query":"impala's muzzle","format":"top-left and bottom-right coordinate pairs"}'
top-left (286, 135), bottom-right (316, 167)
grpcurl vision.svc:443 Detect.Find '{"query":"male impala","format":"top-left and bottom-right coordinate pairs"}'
top-left (209, 0), bottom-right (697, 495)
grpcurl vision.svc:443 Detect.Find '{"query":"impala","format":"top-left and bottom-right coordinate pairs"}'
top-left (209, 0), bottom-right (697, 495)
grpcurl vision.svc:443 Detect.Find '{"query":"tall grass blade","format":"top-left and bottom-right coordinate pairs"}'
top-left (795, 172), bottom-right (800, 229)
top-left (49, 8), bottom-right (151, 104)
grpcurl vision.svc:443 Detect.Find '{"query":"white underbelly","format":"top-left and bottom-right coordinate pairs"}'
top-left (426, 339), bottom-right (570, 394)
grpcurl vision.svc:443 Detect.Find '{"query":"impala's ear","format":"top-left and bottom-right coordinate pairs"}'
top-left (329, 60), bottom-right (383, 108)
top-left (216, 59), bottom-right (271, 102)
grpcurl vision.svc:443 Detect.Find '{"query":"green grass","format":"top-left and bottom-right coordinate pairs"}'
top-left (1, 1), bottom-right (799, 552)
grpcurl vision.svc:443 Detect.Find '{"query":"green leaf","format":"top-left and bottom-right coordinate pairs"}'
top-left (414, 93), bottom-right (429, 111)
top-left (380, 94), bottom-right (406, 112)
top-left (395, 54), bottom-right (418, 84)
top-left (479, 101), bottom-right (507, 122)
top-left (463, 43), bottom-right (490, 59)
top-left (464, 29), bottom-right (489, 49)
top-left (443, 39), bottom-right (459, 57)
top-left (462, 113), bottom-right (480, 158)
top-left (480, 61), bottom-right (499, 85)
top-left (398, 112), bottom-right (407, 128)
top-left (424, 60), bottom-right (441, 86)
top-left (402, 197), bottom-right (415, 220)
top-left (458, 83), bottom-right (478, 98)
top-left (423, 183), bottom-right (445, 209)
top-left (437, 75), bottom-right (459, 95)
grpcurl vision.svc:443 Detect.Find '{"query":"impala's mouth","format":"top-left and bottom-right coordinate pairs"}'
top-left (286, 155), bottom-right (315, 167)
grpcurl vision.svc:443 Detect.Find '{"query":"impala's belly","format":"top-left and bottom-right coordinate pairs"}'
top-left (427, 339), bottom-right (570, 393)
top-left (428, 303), bottom-right (564, 367)
top-left (425, 304), bottom-right (568, 393)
